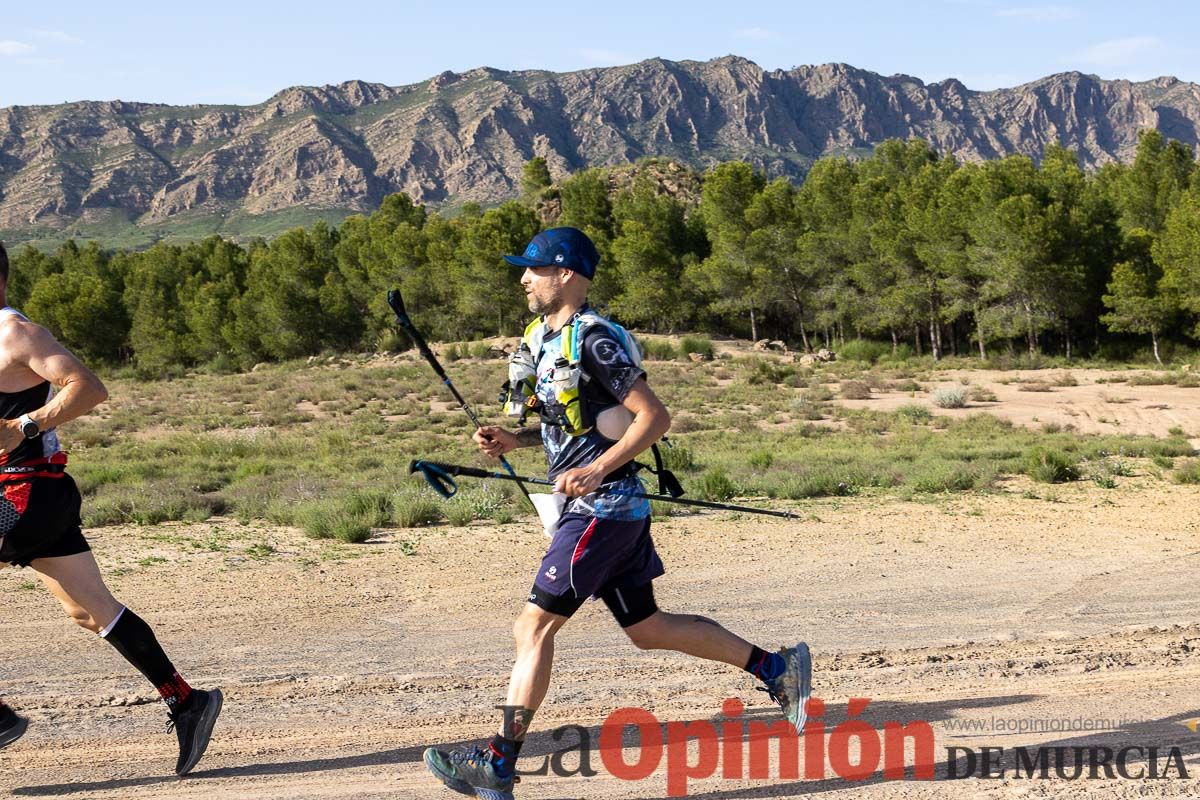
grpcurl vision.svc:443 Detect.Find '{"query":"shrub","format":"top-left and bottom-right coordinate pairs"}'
top-left (838, 339), bottom-right (890, 364)
top-left (1025, 447), bottom-right (1080, 483)
top-left (895, 404), bottom-right (932, 423)
top-left (294, 501), bottom-right (374, 543)
top-left (1128, 372), bottom-right (1171, 386)
top-left (1104, 458), bottom-right (1135, 477)
top-left (444, 502), bottom-right (475, 526)
top-left (678, 336), bottom-right (714, 360)
top-left (889, 378), bottom-right (923, 393)
top-left (641, 339), bottom-right (676, 360)
top-left (392, 495), bottom-right (444, 528)
top-left (806, 385), bottom-right (835, 402)
top-left (747, 359), bottom-right (793, 385)
top-left (776, 473), bottom-right (858, 499)
top-left (343, 489), bottom-right (393, 526)
top-left (698, 468), bottom-right (738, 502)
top-left (840, 380), bottom-right (872, 400)
top-left (969, 386), bottom-right (999, 403)
top-left (932, 388), bottom-right (967, 409)
top-left (1171, 460), bottom-right (1200, 485)
top-left (748, 450), bottom-right (774, 470)
top-left (1018, 381), bottom-right (1052, 392)
top-left (1151, 454), bottom-right (1175, 469)
top-left (661, 444), bottom-right (697, 472)
top-left (909, 462), bottom-right (984, 493)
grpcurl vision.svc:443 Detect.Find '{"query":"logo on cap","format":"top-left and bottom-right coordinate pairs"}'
top-left (526, 243), bottom-right (540, 258)
top-left (554, 253), bottom-right (565, 264)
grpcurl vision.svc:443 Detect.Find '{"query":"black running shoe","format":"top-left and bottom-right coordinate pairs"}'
top-left (168, 688), bottom-right (223, 776)
top-left (0, 704), bottom-right (28, 750)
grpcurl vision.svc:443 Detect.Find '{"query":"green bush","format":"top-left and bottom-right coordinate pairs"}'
top-left (393, 494), bottom-right (444, 528)
top-left (679, 336), bottom-right (714, 360)
top-left (895, 404), bottom-right (932, 423)
top-left (838, 339), bottom-right (890, 364)
top-left (774, 472), bottom-right (858, 499)
top-left (1025, 447), bottom-right (1080, 483)
top-left (1171, 460), bottom-right (1200, 485)
top-left (748, 450), bottom-right (774, 470)
top-left (641, 339), bottom-right (676, 360)
top-left (294, 501), bottom-right (373, 543)
top-left (698, 468), bottom-right (738, 502)
top-left (890, 378), bottom-right (924, 393)
top-left (444, 502), bottom-right (476, 526)
top-left (747, 359), bottom-right (793, 385)
top-left (909, 462), bottom-right (985, 493)
top-left (342, 489), bottom-right (393, 525)
top-left (660, 444), bottom-right (697, 472)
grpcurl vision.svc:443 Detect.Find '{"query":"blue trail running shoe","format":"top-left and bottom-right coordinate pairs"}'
top-left (760, 642), bottom-right (812, 733)
top-left (424, 744), bottom-right (516, 800)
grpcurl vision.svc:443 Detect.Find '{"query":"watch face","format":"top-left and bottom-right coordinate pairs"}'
top-left (21, 420), bottom-right (38, 438)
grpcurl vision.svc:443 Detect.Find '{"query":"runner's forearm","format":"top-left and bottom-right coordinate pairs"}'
top-left (22, 373), bottom-right (107, 432)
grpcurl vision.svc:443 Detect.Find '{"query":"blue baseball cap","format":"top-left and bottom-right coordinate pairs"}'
top-left (503, 227), bottom-right (600, 280)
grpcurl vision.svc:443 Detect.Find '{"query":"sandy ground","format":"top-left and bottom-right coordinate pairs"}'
top-left (2, 462), bottom-right (1199, 798)
top-left (839, 369), bottom-right (1200, 445)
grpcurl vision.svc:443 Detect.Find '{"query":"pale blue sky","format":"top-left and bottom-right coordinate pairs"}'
top-left (1, 1), bottom-right (1196, 107)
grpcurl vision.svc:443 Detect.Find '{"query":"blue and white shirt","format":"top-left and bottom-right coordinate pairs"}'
top-left (533, 307), bottom-right (650, 521)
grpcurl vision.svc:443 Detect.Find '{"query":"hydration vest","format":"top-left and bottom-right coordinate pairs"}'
top-left (521, 310), bottom-right (640, 438)
top-left (499, 309), bottom-right (684, 498)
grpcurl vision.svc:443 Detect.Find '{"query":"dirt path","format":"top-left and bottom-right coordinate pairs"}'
top-left (2, 475), bottom-right (1200, 798)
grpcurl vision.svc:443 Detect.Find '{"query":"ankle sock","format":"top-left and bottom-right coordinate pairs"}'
top-left (745, 645), bottom-right (786, 683)
top-left (100, 607), bottom-right (193, 710)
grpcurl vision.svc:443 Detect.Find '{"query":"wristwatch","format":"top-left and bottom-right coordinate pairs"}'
top-left (17, 413), bottom-right (39, 439)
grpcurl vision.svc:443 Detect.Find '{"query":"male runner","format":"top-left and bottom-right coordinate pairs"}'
top-left (0, 242), bottom-right (222, 775)
top-left (424, 228), bottom-right (811, 799)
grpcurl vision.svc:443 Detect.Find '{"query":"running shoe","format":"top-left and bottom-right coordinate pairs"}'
top-left (759, 642), bottom-right (812, 733)
top-left (169, 688), bottom-right (223, 776)
top-left (0, 704), bottom-right (27, 749)
top-left (424, 744), bottom-right (516, 799)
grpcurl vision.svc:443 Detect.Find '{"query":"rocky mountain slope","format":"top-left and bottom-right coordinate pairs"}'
top-left (2, 55), bottom-right (1198, 244)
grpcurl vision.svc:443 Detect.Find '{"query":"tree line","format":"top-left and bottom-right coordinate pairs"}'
top-left (5, 129), bottom-right (1200, 374)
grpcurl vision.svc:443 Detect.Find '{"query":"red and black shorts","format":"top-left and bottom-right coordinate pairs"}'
top-left (0, 475), bottom-right (89, 568)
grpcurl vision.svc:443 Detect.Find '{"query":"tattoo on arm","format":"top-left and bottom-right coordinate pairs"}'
top-left (515, 427), bottom-right (543, 447)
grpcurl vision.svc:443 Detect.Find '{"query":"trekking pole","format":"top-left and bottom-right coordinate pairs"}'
top-left (387, 289), bottom-right (536, 510)
top-left (410, 459), bottom-right (799, 520)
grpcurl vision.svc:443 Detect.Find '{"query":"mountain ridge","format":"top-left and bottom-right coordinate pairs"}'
top-left (1, 55), bottom-right (1197, 247)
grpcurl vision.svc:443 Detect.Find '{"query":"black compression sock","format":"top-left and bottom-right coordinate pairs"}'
top-left (745, 645), bottom-right (786, 682)
top-left (100, 608), bottom-right (193, 710)
top-left (488, 735), bottom-right (522, 778)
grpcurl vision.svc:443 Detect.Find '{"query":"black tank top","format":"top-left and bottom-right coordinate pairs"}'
top-left (0, 381), bottom-right (53, 466)
top-left (0, 308), bottom-right (59, 466)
